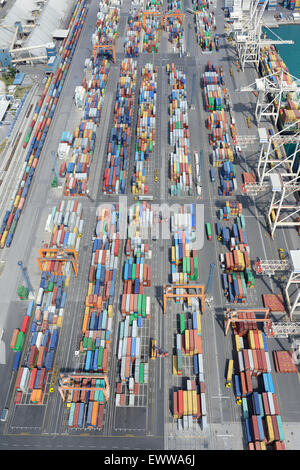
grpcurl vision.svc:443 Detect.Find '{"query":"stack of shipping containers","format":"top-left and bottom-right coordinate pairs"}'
top-left (143, 0), bottom-right (162, 53)
top-left (195, 8), bottom-right (215, 52)
top-left (124, 9), bottom-right (142, 57)
top-left (202, 62), bottom-right (237, 196)
top-left (217, 211), bottom-right (255, 303)
top-left (232, 319), bottom-right (286, 450)
top-left (67, 204), bottom-right (121, 428)
top-left (116, 202), bottom-right (152, 405)
top-left (168, 64), bottom-right (193, 196)
top-left (103, 59), bottom-right (138, 194)
top-left (132, 63), bottom-right (157, 195)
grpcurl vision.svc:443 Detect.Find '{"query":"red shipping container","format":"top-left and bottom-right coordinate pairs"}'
top-left (251, 415), bottom-right (260, 442)
top-left (73, 402), bottom-right (80, 427)
top-left (29, 368), bottom-right (38, 390)
top-left (240, 372), bottom-right (247, 397)
top-left (243, 349), bottom-right (250, 371)
top-left (178, 390), bottom-right (183, 417)
top-left (245, 369), bottom-right (253, 394)
top-left (196, 393), bottom-right (201, 418)
top-left (21, 315), bottom-right (30, 334)
top-left (15, 367), bottom-right (24, 389)
top-left (272, 394), bottom-right (280, 415)
top-left (97, 404), bottom-right (104, 428)
top-left (262, 392), bottom-right (270, 415)
top-left (271, 415), bottom-right (280, 441)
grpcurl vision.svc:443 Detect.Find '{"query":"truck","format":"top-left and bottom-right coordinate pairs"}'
top-left (215, 34), bottom-right (220, 51)
top-left (206, 223), bottom-right (212, 240)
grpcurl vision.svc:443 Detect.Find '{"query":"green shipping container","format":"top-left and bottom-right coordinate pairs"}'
top-left (142, 295), bottom-right (146, 317)
top-left (138, 294), bottom-right (142, 315)
top-left (276, 415), bottom-right (285, 442)
top-left (242, 397), bottom-right (249, 419)
top-left (15, 331), bottom-right (25, 351)
top-left (139, 362), bottom-right (144, 384)
top-left (97, 347), bottom-right (104, 369)
top-left (180, 313), bottom-right (185, 334)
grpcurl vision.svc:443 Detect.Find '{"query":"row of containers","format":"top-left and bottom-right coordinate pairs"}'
top-left (0, 0), bottom-right (89, 248)
top-left (170, 205), bottom-right (198, 284)
top-left (195, 7), bottom-right (216, 52)
top-left (172, 314), bottom-right (207, 431)
top-left (10, 200), bottom-right (84, 405)
top-left (168, 64), bottom-right (193, 197)
top-left (169, 204), bottom-right (207, 431)
top-left (103, 58), bottom-right (138, 195)
top-left (59, 4), bottom-right (122, 196)
top-left (202, 62), bottom-right (238, 196)
top-left (59, 58), bottom-right (111, 196)
top-left (217, 209), bottom-right (255, 303)
top-left (132, 63), bottom-right (157, 196)
top-left (91, 6), bottom-right (119, 54)
top-left (259, 45), bottom-right (300, 132)
top-left (166, 0), bottom-right (184, 55)
top-left (124, 9), bottom-right (142, 57)
top-left (116, 201), bottom-right (152, 406)
top-left (67, 204), bottom-right (122, 428)
top-left (230, 317), bottom-right (286, 450)
top-left (143, 0), bottom-right (162, 53)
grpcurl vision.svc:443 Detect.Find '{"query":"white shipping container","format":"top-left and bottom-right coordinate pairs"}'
top-left (20, 367), bottom-right (30, 392)
top-left (267, 392), bottom-right (275, 415)
top-left (200, 393), bottom-right (207, 416)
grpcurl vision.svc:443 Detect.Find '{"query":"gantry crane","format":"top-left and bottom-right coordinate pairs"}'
top-left (241, 172), bottom-right (300, 239)
top-left (58, 373), bottom-right (110, 403)
top-left (238, 70), bottom-right (300, 125)
top-left (230, 0), bottom-right (293, 71)
top-left (163, 284), bottom-right (205, 314)
top-left (224, 308), bottom-right (270, 336)
top-left (256, 121), bottom-right (300, 185)
top-left (254, 250), bottom-right (300, 320)
top-left (36, 248), bottom-right (79, 277)
top-left (0, 21), bottom-right (57, 66)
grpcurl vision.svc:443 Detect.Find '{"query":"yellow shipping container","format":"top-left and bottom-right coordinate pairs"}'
top-left (172, 246), bottom-right (175, 263)
top-left (14, 195), bottom-right (20, 208)
top-left (173, 355), bottom-right (178, 375)
top-left (57, 316), bottom-right (63, 328)
top-left (185, 330), bottom-right (190, 355)
top-left (0, 230), bottom-right (8, 248)
top-left (82, 313), bottom-right (89, 334)
top-left (258, 330), bottom-right (264, 350)
top-left (183, 391), bottom-right (188, 416)
top-left (192, 390), bottom-right (197, 416)
top-left (260, 441), bottom-right (266, 450)
top-left (108, 305), bottom-right (113, 318)
top-left (248, 330), bottom-right (255, 349)
top-left (88, 282), bottom-right (93, 296)
top-left (266, 415), bottom-right (274, 442)
top-left (187, 390), bottom-right (193, 415)
top-left (197, 313), bottom-right (202, 334)
top-left (235, 333), bottom-right (241, 352)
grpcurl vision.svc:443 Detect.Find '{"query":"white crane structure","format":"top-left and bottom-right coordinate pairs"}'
top-left (0, 21), bottom-right (55, 65)
top-left (254, 250), bottom-right (300, 320)
top-left (241, 172), bottom-right (300, 238)
top-left (257, 121), bottom-right (300, 184)
top-left (240, 121), bottom-right (300, 238)
top-left (238, 70), bottom-right (300, 125)
top-left (230, 0), bottom-right (294, 71)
